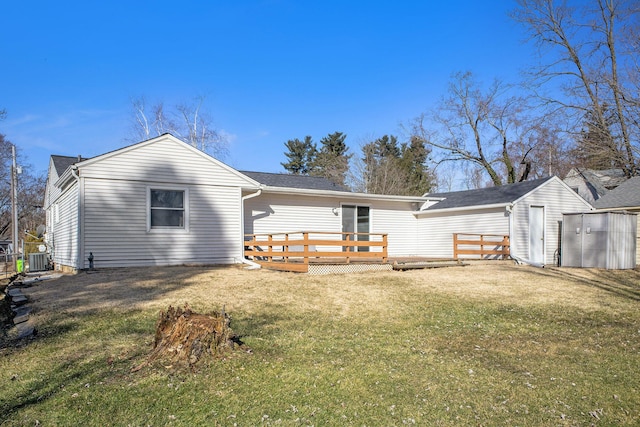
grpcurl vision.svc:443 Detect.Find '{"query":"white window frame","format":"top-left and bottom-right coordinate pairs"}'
top-left (146, 186), bottom-right (189, 232)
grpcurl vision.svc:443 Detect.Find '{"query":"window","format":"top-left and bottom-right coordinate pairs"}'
top-left (149, 189), bottom-right (186, 229)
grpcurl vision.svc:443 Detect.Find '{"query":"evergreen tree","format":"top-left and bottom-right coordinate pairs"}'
top-left (311, 132), bottom-right (352, 186)
top-left (399, 136), bottom-right (433, 195)
top-left (281, 136), bottom-right (316, 175)
top-left (359, 134), bottom-right (433, 196)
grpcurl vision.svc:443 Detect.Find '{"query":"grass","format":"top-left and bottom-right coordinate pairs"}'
top-left (1, 263), bottom-right (639, 426)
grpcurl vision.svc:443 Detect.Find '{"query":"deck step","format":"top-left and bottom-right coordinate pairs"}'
top-left (392, 261), bottom-right (468, 271)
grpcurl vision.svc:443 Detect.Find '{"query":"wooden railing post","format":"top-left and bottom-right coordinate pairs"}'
top-left (382, 234), bottom-right (388, 263)
top-left (453, 233), bottom-right (459, 260)
top-left (502, 235), bottom-right (510, 259)
top-left (345, 233), bottom-right (351, 264)
top-left (303, 232), bottom-right (309, 265)
top-left (267, 234), bottom-right (273, 262)
top-left (284, 233), bottom-right (289, 263)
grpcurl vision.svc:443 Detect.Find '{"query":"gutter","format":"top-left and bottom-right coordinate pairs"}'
top-left (240, 188), bottom-right (263, 269)
top-left (260, 185), bottom-right (432, 203)
top-left (414, 202), bottom-right (511, 216)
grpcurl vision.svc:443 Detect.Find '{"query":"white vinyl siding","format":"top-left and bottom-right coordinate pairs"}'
top-left (244, 193), bottom-right (419, 257)
top-left (417, 208), bottom-right (508, 259)
top-left (82, 179), bottom-right (241, 268)
top-left (79, 136), bottom-right (253, 187)
top-left (49, 181), bottom-right (80, 268)
top-left (44, 135), bottom-right (253, 270)
top-left (368, 201), bottom-right (419, 256)
top-left (511, 179), bottom-right (592, 265)
top-left (245, 193), bottom-right (340, 236)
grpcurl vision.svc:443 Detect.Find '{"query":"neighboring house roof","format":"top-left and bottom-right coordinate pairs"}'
top-left (424, 177), bottom-right (554, 210)
top-left (592, 176), bottom-right (640, 209)
top-left (50, 155), bottom-right (88, 176)
top-left (563, 168), bottom-right (627, 202)
top-left (240, 171), bottom-right (350, 192)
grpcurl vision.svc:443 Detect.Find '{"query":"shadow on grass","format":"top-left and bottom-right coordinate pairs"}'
top-left (527, 267), bottom-right (640, 301)
top-left (0, 355), bottom-right (120, 420)
top-left (16, 266), bottom-right (237, 344)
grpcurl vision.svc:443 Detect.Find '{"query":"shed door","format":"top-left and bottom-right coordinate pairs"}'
top-left (529, 206), bottom-right (545, 265)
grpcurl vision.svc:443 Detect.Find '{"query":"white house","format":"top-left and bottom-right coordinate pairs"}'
top-left (45, 134), bottom-right (259, 270)
top-left (45, 134), bottom-right (593, 271)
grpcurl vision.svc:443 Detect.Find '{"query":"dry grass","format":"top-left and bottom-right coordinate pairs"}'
top-left (2, 262), bottom-right (639, 426)
top-left (26, 263), bottom-right (639, 320)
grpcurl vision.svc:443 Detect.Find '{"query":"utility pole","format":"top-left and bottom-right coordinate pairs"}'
top-left (11, 144), bottom-right (19, 271)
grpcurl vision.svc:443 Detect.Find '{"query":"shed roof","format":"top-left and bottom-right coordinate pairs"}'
top-left (240, 171), bottom-right (349, 192)
top-left (424, 177), bottom-right (554, 210)
top-left (592, 176), bottom-right (640, 209)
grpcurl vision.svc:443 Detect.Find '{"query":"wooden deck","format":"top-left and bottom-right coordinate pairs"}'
top-left (245, 231), bottom-right (390, 273)
top-left (245, 231), bottom-right (508, 273)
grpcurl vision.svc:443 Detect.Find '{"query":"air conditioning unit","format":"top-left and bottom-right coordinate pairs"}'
top-left (29, 253), bottom-right (49, 272)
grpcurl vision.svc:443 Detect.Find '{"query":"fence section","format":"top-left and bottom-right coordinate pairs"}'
top-left (453, 233), bottom-right (510, 260)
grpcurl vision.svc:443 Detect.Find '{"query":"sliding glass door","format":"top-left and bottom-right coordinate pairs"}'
top-left (342, 205), bottom-right (370, 252)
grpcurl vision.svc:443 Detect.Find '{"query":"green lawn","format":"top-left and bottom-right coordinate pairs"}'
top-left (1, 264), bottom-right (639, 426)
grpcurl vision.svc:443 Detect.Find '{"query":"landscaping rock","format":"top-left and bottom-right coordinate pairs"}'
top-left (14, 322), bottom-right (35, 339)
top-left (10, 295), bottom-right (28, 306)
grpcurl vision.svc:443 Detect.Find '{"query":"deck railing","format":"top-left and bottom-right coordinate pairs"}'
top-left (453, 233), bottom-right (510, 260)
top-left (245, 231), bottom-right (388, 271)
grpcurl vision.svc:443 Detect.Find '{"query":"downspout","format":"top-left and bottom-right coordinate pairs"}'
top-left (240, 188), bottom-right (263, 269)
top-left (71, 166), bottom-right (84, 270)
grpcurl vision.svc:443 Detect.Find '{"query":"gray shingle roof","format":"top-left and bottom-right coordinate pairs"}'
top-left (592, 176), bottom-right (640, 208)
top-left (425, 177), bottom-right (554, 210)
top-left (240, 171), bottom-right (349, 192)
top-left (50, 155), bottom-right (88, 176)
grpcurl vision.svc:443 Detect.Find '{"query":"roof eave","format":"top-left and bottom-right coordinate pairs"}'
top-left (593, 206), bottom-right (640, 212)
top-left (260, 185), bottom-right (432, 202)
top-left (414, 202), bottom-right (511, 216)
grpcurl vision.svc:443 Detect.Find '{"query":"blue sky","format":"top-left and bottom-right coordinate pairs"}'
top-left (1, 1), bottom-right (532, 177)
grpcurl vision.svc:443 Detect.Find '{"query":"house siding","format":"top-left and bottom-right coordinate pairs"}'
top-left (368, 200), bottom-right (419, 256)
top-left (511, 178), bottom-right (592, 265)
top-left (82, 178), bottom-right (242, 268)
top-left (244, 193), bottom-right (419, 256)
top-left (49, 181), bottom-right (80, 269)
top-left (416, 208), bottom-right (508, 259)
top-left (45, 135), bottom-right (254, 270)
top-left (79, 136), bottom-right (253, 188)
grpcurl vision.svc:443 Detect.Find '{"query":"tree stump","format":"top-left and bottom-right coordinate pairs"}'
top-left (136, 305), bottom-right (249, 371)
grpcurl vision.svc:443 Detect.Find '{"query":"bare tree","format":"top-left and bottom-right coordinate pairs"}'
top-left (411, 72), bottom-right (537, 188)
top-left (128, 95), bottom-right (228, 159)
top-left (512, 0), bottom-right (639, 176)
